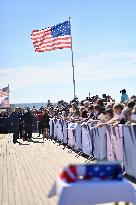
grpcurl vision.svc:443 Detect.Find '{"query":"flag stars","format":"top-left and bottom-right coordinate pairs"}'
top-left (117, 174), bottom-right (122, 179)
top-left (106, 166), bottom-right (111, 171)
top-left (94, 167), bottom-right (100, 172)
top-left (99, 172), bottom-right (105, 176)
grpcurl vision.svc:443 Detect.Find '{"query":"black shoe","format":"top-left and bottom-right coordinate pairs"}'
top-left (13, 140), bottom-right (20, 144)
top-left (27, 138), bottom-right (33, 142)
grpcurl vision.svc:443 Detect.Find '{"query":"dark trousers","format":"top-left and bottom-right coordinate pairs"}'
top-left (19, 124), bottom-right (23, 138)
top-left (38, 122), bottom-right (43, 135)
top-left (13, 127), bottom-right (19, 143)
top-left (24, 127), bottom-right (32, 139)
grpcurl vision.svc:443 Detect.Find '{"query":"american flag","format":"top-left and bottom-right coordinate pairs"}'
top-left (1, 97), bottom-right (9, 108)
top-left (0, 86), bottom-right (9, 97)
top-left (31, 21), bottom-right (72, 52)
top-left (59, 164), bottom-right (122, 183)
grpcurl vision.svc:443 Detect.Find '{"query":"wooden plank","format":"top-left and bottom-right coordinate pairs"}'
top-left (22, 140), bottom-right (52, 205)
top-left (1, 136), bottom-right (9, 205)
top-left (13, 142), bottom-right (31, 205)
top-left (0, 136), bottom-right (5, 205)
top-left (6, 135), bottom-right (16, 205)
top-left (18, 142), bottom-right (43, 205)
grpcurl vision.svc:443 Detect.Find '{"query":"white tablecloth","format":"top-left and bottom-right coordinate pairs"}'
top-left (48, 178), bottom-right (136, 205)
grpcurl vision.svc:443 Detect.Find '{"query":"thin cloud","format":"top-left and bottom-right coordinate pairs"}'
top-left (76, 51), bottom-right (136, 82)
top-left (0, 65), bottom-right (72, 89)
top-left (1, 51), bottom-right (136, 87)
top-left (0, 51), bottom-right (136, 102)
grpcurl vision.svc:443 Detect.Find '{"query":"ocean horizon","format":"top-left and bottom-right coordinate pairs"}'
top-left (10, 102), bottom-right (56, 109)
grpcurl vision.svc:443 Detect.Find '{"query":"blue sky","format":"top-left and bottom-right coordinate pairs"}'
top-left (0, 0), bottom-right (136, 103)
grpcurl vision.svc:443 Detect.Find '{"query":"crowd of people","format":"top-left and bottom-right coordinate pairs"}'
top-left (0, 90), bottom-right (136, 144)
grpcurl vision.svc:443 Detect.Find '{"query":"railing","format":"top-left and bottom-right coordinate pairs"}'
top-left (49, 118), bottom-right (136, 179)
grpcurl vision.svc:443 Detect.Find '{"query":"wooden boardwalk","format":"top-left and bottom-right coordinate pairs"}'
top-left (0, 134), bottom-right (135, 205)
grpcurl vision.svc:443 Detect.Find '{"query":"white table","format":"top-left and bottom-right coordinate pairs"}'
top-left (48, 178), bottom-right (136, 205)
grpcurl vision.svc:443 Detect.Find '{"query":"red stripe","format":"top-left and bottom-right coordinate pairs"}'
top-left (35, 45), bottom-right (71, 52)
top-left (34, 43), bottom-right (71, 51)
top-left (59, 171), bottom-right (76, 183)
top-left (35, 42), bottom-right (71, 49)
top-left (35, 45), bottom-right (71, 51)
top-left (36, 46), bottom-right (71, 50)
top-left (31, 35), bottom-right (51, 41)
top-left (31, 28), bottom-right (51, 36)
top-left (69, 165), bottom-right (77, 176)
top-left (0, 93), bottom-right (9, 97)
top-left (32, 36), bottom-right (71, 45)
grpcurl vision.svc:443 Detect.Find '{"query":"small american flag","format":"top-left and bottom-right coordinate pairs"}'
top-left (0, 86), bottom-right (9, 97)
top-left (31, 21), bottom-right (72, 52)
top-left (1, 97), bottom-right (9, 108)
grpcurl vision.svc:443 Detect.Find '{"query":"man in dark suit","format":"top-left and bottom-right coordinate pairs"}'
top-left (23, 108), bottom-right (33, 141)
top-left (9, 107), bottom-right (20, 143)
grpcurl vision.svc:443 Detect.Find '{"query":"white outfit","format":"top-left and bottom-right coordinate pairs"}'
top-left (131, 114), bottom-right (136, 121)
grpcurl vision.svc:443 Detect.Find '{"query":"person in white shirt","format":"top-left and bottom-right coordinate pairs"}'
top-left (122, 100), bottom-right (135, 123)
top-left (131, 105), bottom-right (136, 123)
top-left (107, 103), bottom-right (124, 125)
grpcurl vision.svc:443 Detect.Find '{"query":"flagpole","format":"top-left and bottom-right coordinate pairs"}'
top-left (69, 17), bottom-right (76, 99)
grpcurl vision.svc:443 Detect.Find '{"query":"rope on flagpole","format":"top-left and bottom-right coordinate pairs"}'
top-left (69, 17), bottom-right (76, 99)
